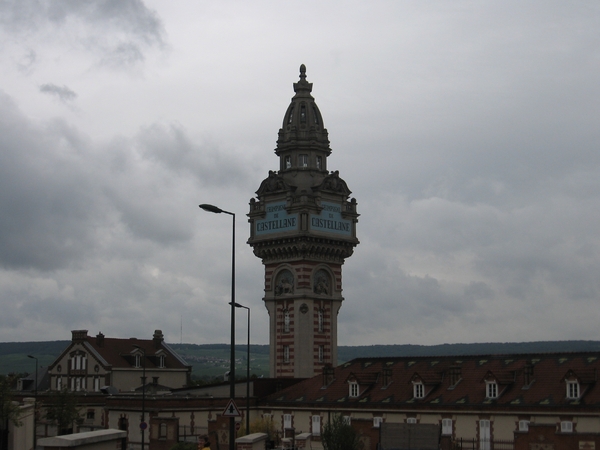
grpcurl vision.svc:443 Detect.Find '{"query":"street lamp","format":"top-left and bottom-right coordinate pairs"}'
top-left (199, 203), bottom-right (236, 450)
top-left (132, 345), bottom-right (146, 450)
top-left (231, 302), bottom-right (250, 434)
top-left (27, 355), bottom-right (38, 449)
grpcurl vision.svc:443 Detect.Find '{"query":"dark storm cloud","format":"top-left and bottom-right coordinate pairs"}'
top-left (0, 91), bottom-right (253, 272)
top-left (39, 83), bottom-right (78, 102)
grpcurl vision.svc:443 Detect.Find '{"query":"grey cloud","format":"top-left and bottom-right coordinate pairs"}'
top-left (137, 123), bottom-right (253, 189)
top-left (39, 83), bottom-right (78, 102)
top-left (0, 0), bottom-right (165, 69)
top-left (0, 93), bottom-right (98, 270)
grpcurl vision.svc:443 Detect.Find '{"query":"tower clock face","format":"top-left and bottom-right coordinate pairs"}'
top-left (255, 201), bottom-right (298, 236)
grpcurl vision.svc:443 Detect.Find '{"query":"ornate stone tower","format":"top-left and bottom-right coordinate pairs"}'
top-left (247, 65), bottom-right (359, 378)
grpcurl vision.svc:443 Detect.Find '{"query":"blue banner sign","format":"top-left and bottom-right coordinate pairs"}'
top-left (255, 201), bottom-right (298, 236)
top-left (310, 202), bottom-right (352, 236)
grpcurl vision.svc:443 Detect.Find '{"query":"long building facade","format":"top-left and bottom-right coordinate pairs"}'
top-left (247, 65), bottom-right (359, 378)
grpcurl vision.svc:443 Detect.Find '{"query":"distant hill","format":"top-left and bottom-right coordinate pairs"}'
top-left (3, 340), bottom-right (600, 378)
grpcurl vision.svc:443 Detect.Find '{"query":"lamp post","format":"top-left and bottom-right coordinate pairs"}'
top-left (27, 355), bottom-right (38, 449)
top-left (132, 345), bottom-right (146, 450)
top-left (231, 302), bottom-right (250, 434)
top-left (199, 203), bottom-right (236, 450)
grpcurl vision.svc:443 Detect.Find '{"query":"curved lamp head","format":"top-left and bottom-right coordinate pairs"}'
top-left (199, 204), bottom-right (223, 214)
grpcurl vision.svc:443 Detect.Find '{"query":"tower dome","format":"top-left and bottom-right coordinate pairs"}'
top-left (276, 65), bottom-right (331, 174)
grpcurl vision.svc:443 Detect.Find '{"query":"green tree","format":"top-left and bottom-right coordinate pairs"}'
top-left (321, 414), bottom-right (360, 450)
top-left (44, 388), bottom-right (82, 435)
top-left (0, 375), bottom-right (22, 450)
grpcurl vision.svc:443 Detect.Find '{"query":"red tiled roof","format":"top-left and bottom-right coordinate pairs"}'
top-left (262, 352), bottom-right (600, 410)
top-left (83, 336), bottom-right (189, 370)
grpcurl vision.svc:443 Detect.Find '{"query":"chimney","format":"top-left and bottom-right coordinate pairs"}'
top-left (71, 330), bottom-right (88, 343)
top-left (153, 330), bottom-right (164, 349)
top-left (96, 332), bottom-right (105, 347)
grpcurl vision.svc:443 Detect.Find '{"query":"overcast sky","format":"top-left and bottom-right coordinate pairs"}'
top-left (1, 1), bottom-right (599, 348)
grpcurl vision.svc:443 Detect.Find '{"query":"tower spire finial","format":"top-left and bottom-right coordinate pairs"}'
top-left (299, 64), bottom-right (306, 80)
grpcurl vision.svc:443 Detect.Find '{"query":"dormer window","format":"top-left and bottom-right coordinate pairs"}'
top-left (413, 382), bottom-right (425, 399)
top-left (349, 381), bottom-right (359, 398)
top-left (159, 354), bottom-right (165, 368)
top-left (486, 381), bottom-right (498, 399)
top-left (298, 154), bottom-right (308, 168)
top-left (566, 380), bottom-right (580, 399)
top-left (135, 354), bottom-right (141, 368)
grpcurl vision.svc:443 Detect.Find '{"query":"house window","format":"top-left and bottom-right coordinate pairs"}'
top-left (312, 415), bottom-right (321, 436)
top-left (343, 416), bottom-right (351, 425)
top-left (560, 421), bottom-right (573, 433)
top-left (518, 420), bottom-right (529, 432)
top-left (318, 345), bottom-right (324, 363)
top-left (406, 417), bottom-right (417, 424)
top-left (442, 418), bottom-right (453, 435)
top-left (413, 382), bottom-right (425, 399)
top-left (283, 414), bottom-right (292, 429)
top-left (479, 420), bottom-right (491, 450)
top-left (86, 410), bottom-right (95, 421)
top-left (486, 382), bottom-right (498, 398)
top-left (56, 377), bottom-right (62, 390)
top-left (566, 380), bottom-right (579, 399)
top-left (94, 377), bottom-right (100, 392)
top-left (285, 155), bottom-right (291, 169)
top-left (283, 309), bottom-right (290, 333)
top-left (159, 423), bottom-right (167, 439)
top-left (298, 154), bottom-right (308, 168)
top-left (316, 156), bottom-right (322, 169)
top-left (300, 105), bottom-right (306, 123)
top-left (283, 345), bottom-right (290, 363)
top-left (349, 381), bottom-right (359, 398)
top-left (373, 417), bottom-right (383, 428)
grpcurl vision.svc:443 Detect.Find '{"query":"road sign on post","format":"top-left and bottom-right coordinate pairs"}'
top-left (222, 399), bottom-right (241, 417)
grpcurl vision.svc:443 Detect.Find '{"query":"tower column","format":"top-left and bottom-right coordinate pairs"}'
top-left (248, 66), bottom-right (359, 378)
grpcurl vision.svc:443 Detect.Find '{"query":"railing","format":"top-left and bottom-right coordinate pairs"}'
top-left (454, 438), bottom-right (514, 450)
